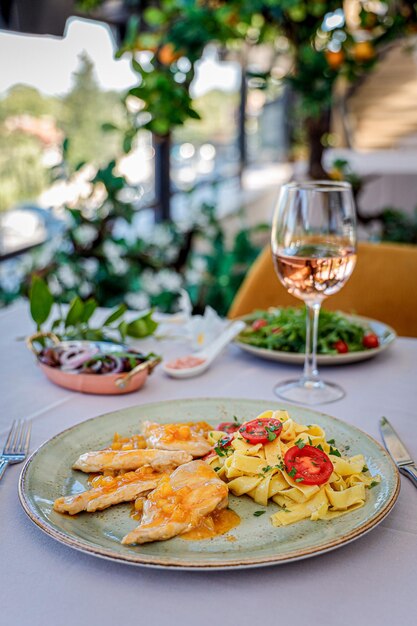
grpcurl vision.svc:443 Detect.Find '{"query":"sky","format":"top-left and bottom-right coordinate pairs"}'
top-left (0, 17), bottom-right (240, 98)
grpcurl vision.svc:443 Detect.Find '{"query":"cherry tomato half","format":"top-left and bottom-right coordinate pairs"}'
top-left (251, 319), bottom-right (267, 331)
top-left (218, 421), bottom-right (240, 434)
top-left (239, 418), bottom-right (283, 445)
top-left (284, 445), bottom-right (333, 485)
top-left (334, 340), bottom-right (349, 354)
top-left (362, 333), bottom-right (379, 349)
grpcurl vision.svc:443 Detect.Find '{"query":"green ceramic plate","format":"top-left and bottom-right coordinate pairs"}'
top-left (19, 398), bottom-right (400, 570)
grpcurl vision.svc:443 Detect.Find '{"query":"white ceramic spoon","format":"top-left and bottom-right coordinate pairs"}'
top-left (163, 320), bottom-right (246, 379)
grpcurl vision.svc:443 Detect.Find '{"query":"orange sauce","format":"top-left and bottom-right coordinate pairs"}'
top-left (87, 466), bottom-right (160, 493)
top-left (110, 433), bottom-right (146, 450)
top-left (180, 508), bottom-right (240, 541)
top-left (149, 421), bottom-right (212, 444)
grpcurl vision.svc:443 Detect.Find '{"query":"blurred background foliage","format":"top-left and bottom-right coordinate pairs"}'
top-left (1, 1), bottom-right (417, 314)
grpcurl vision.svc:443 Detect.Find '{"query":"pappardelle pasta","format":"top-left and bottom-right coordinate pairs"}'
top-left (205, 410), bottom-right (380, 526)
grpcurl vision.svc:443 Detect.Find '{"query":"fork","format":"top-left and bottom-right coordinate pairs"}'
top-left (0, 420), bottom-right (31, 481)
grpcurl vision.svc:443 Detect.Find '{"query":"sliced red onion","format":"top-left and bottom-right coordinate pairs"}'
top-left (110, 356), bottom-right (124, 373)
top-left (60, 345), bottom-right (99, 370)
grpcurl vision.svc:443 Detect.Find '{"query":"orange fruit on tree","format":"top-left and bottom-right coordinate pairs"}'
top-left (353, 41), bottom-right (375, 62)
top-left (158, 43), bottom-right (183, 65)
top-left (325, 49), bottom-right (345, 70)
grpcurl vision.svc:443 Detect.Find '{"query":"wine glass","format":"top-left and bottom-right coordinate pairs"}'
top-left (271, 180), bottom-right (357, 405)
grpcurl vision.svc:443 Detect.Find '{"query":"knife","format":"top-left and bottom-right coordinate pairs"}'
top-left (380, 417), bottom-right (417, 487)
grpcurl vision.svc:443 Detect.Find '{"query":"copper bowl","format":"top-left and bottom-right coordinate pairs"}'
top-left (27, 333), bottom-right (160, 395)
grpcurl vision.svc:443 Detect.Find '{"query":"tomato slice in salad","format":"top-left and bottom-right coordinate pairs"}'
top-left (239, 418), bottom-right (283, 445)
top-left (218, 421), bottom-right (240, 434)
top-left (334, 340), bottom-right (349, 354)
top-left (362, 333), bottom-right (379, 349)
top-left (251, 319), bottom-right (267, 331)
top-left (284, 445), bottom-right (333, 485)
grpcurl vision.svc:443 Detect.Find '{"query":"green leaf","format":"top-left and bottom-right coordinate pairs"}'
top-left (80, 298), bottom-right (98, 323)
top-left (126, 311), bottom-right (158, 339)
top-left (329, 446), bottom-right (342, 458)
top-left (253, 510), bottom-right (266, 517)
top-left (29, 277), bottom-right (54, 328)
top-left (143, 7), bottom-right (166, 25)
top-left (65, 297), bottom-right (84, 327)
top-left (118, 320), bottom-right (128, 341)
top-left (103, 304), bottom-right (127, 326)
top-left (101, 122), bottom-right (119, 132)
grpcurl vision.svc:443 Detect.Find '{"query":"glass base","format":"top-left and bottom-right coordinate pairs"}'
top-left (273, 378), bottom-right (345, 405)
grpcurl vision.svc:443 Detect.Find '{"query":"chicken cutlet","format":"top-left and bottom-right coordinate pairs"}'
top-left (143, 421), bottom-right (212, 457)
top-left (72, 448), bottom-right (192, 473)
top-left (54, 466), bottom-right (165, 515)
top-left (122, 460), bottom-right (228, 545)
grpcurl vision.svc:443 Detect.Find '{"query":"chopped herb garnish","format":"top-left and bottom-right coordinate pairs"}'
top-left (253, 510), bottom-right (266, 517)
top-left (262, 465), bottom-right (272, 473)
top-left (213, 466), bottom-right (220, 472)
top-left (308, 437), bottom-right (313, 446)
top-left (265, 427), bottom-right (277, 442)
top-left (282, 508), bottom-right (290, 513)
top-left (288, 467), bottom-right (297, 478)
top-left (329, 446), bottom-right (341, 458)
top-left (295, 438), bottom-right (306, 449)
top-left (316, 444), bottom-right (324, 452)
top-left (214, 445), bottom-right (227, 457)
top-left (369, 481), bottom-right (378, 489)
top-left (295, 477), bottom-right (304, 483)
top-left (233, 415), bottom-right (241, 425)
top-left (327, 438), bottom-right (335, 445)
top-left (362, 465), bottom-right (369, 473)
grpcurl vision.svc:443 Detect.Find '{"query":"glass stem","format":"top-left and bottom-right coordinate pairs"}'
top-left (302, 301), bottom-right (321, 385)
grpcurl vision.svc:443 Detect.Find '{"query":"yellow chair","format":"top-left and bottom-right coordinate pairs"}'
top-left (228, 241), bottom-right (417, 337)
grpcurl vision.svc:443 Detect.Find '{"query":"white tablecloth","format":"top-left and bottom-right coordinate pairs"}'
top-left (1, 303), bottom-right (416, 626)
